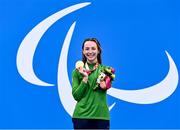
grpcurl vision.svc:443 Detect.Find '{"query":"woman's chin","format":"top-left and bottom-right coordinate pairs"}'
top-left (87, 59), bottom-right (97, 64)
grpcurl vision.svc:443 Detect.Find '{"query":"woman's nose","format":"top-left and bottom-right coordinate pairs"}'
top-left (88, 49), bottom-right (93, 53)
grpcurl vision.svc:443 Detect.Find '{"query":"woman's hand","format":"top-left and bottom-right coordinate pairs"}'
top-left (99, 81), bottom-right (107, 90)
top-left (77, 67), bottom-right (88, 83)
top-left (77, 67), bottom-right (88, 77)
top-left (82, 76), bottom-right (88, 83)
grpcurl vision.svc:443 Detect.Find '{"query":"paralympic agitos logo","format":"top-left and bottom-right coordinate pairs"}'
top-left (16, 2), bottom-right (179, 116)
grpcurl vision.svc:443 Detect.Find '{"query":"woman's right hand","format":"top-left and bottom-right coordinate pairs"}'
top-left (77, 67), bottom-right (88, 83)
top-left (77, 67), bottom-right (88, 77)
top-left (82, 76), bottom-right (88, 83)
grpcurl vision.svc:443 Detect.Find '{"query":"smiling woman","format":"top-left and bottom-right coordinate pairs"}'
top-left (71, 38), bottom-right (115, 129)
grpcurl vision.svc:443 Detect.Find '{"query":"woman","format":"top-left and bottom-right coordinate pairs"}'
top-left (72, 38), bottom-right (112, 129)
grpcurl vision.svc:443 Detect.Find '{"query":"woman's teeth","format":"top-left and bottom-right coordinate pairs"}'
top-left (87, 54), bottom-right (94, 58)
top-left (87, 53), bottom-right (95, 56)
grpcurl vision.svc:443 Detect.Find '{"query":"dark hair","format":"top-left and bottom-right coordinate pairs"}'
top-left (82, 38), bottom-right (102, 64)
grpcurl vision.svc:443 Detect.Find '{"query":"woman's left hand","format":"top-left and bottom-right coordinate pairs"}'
top-left (99, 81), bottom-right (107, 90)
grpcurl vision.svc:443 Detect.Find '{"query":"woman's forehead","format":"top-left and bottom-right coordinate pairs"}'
top-left (84, 41), bottom-right (97, 48)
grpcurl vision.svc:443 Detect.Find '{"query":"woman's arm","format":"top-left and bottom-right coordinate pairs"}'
top-left (72, 70), bottom-right (88, 102)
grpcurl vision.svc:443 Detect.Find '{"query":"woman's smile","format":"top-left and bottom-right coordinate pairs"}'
top-left (87, 53), bottom-right (95, 58)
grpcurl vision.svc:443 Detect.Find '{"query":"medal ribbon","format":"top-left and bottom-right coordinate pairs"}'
top-left (85, 62), bottom-right (99, 75)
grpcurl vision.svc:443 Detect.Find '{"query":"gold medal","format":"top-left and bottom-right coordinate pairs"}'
top-left (75, 60), bottom-right (84, 69)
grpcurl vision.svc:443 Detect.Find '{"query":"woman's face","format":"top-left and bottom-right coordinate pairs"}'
top-left (83, 41), bottom-right (99, 64)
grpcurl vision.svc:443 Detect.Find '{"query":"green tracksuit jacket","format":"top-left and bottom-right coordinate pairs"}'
top-left (72, 62), bottom-right (110, 120)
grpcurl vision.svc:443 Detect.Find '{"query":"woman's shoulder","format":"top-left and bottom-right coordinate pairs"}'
top-left (99, 64), bottom-right (115, 74)
top-left (72, 69), bottom-right (78, 75)
top-left (72, 69), bottom-right (82, 77)
top-left (100, 64), bottom-right (113, 69)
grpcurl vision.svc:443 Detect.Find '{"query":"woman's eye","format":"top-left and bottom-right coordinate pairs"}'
top-left (85, 48), bottom-right (89, 51)
top-left (92, 47), bottom-right (97, 50)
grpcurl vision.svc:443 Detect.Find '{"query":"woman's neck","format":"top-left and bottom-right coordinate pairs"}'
top-left (87, 59), bottom-right (98, 64)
